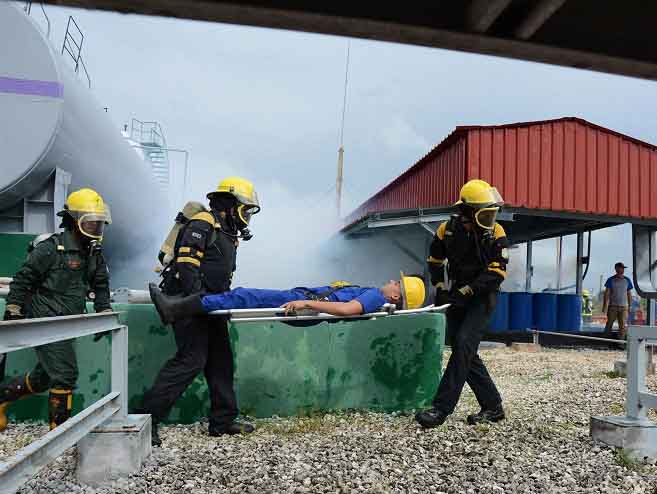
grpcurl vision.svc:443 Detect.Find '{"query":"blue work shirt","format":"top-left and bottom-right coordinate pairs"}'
top-left (300, 286), bottom-right (388, 314)
top-left (200, 286), bottom-right (388, 314)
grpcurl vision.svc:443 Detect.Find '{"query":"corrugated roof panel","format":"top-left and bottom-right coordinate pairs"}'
top-left (345, 117), bottom-right (657, 226)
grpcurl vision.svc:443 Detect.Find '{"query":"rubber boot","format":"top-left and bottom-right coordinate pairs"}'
top-left (149, 283), bottom-right (205, 325)
top-left (0, 374), bottom-right (35, 432)
top-left (48, 389), bottom-right (73, 430)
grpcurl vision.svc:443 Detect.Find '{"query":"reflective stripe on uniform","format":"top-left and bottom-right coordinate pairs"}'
top-left (191, 211), bottom-right (218, 227)
top-left (427, 256), bottom-right (445, 265)
top-left (436, 222), bottom-right (447, 240)
top-left (177, 257), bottom-right (201, 267)
top-left (488, 267), bottom-right (507, 278)
top-left (178, 246), bottom-right (204, 259)
top-left (493, 223), bottom-right (506, 240)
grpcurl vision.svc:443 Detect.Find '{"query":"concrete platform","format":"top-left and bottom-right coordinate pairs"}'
top-left (591, 415), bottom-right (657, 460)
top-left (77, 414), bottom-right (152, 486)
top-left (613, 360), bottom-right (655, 377)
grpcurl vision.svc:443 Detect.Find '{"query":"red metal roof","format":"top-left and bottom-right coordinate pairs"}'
top-left (345, 117), bottom-right (657, 225)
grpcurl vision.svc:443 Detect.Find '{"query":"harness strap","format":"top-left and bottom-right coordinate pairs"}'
top-left (303, 285), bottom-right (359, 302)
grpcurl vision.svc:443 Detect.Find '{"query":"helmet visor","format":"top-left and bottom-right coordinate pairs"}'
top-left (235, 189), bottom-right (260, 210)
top-left (489, 187), bottom-right (504, 206)
top-left (475, 207), bottom-right (499, 230)
top-left (77, 208), bottom-right (111, 239)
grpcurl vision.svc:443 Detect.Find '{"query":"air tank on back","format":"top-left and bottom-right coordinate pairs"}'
top-left (0, 3), bottom-right (167, 285)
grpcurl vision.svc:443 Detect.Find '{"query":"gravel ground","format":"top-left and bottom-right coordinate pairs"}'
top-left (3, 347), bottom-right (657, 494)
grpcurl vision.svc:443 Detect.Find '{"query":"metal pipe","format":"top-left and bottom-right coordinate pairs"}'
top-left (530, 329), bottom-right (627, 345)
top-left (211, 304), bottom-right (449, 322)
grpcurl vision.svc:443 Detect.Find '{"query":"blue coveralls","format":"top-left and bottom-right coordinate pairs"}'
top-left (200, 286), bottom-right (387, 314)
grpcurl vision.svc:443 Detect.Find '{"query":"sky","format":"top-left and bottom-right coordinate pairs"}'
top-left (26, 3), bottom-right (657, 292)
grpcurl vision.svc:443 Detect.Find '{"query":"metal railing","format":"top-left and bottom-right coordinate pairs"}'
top-left (61, 15), bottom-right (91, 89)
top-left (130, 119), bottom-right (167, 148)
top-left (0, 312), bottom-right (128, 493)
top-left (24, 1), bottom-right (51, 38)
top-left (624, 325), bottom-right (657, 421)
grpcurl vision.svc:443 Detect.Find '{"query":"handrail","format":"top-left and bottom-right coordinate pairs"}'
top-left (0, 312), bottom-right (128, 493)
top-left (24, 1), bottom-right (51, 38)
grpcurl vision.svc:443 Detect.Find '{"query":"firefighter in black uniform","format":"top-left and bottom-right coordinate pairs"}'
top-left (141, 177), bottom-right (261, 446)
top-left (416, 179), bottom-right (509, 428)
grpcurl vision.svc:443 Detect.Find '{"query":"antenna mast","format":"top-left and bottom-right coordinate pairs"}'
top-left (336, 42), bottom-right (350, 218)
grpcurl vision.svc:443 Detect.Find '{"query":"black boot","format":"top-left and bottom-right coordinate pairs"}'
top-left (209, 419), bottom-right (255, 436)
top-left (415, 407), bottom-right (448, 429)
top-left (48, 389), bottom-right (73, 430)
top-left (149, 283), bottom-right (205, 325)
top-left (151, 418), bottom-right (162, 447)
top-left (466, 404), bottom-right (505, 425)
top-left (0, 374), bottom-right (35, 431)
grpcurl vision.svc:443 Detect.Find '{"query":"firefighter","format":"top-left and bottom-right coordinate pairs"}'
top-left (0, 188), bottom-right (112, 431)
top-left (416, 179), bottom-right (509, 428)
top-left (141, 176), bottom-right (261, 446)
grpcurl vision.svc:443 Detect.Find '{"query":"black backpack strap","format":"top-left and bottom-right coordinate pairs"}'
top-left (303, 285), bottom-right (359, 302)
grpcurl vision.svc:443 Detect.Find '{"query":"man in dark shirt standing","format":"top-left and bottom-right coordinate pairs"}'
top-left (603, 262), bottom-right (633, 340)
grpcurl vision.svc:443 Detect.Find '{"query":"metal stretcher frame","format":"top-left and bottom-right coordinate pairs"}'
top-left (208, 303), bottom-right (450, 323)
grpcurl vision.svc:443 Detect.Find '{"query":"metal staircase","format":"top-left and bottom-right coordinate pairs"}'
top-left (130, 119), bottom-right (171, 193)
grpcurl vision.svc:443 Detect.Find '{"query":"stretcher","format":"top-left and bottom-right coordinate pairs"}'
top-left (208, 303), bottom-right (450, 323)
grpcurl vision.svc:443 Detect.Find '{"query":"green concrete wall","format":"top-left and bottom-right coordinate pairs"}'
top-left (0, 233), bottom-right (35, 277)
top-left (0, 300), bottom-right (445, 423)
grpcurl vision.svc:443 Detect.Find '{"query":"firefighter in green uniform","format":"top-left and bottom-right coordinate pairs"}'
top-left (0, 188), bottom-right (112, 431)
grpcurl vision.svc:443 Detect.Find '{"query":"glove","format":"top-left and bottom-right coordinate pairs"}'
top-left (93, 309), bottom-right (113, 341)
top-left (434, 283), bottom-right (450, 306)
top-left (3, 304), bottom-right (24, 321)
top-left (448, 285), bottom-right (474, 307)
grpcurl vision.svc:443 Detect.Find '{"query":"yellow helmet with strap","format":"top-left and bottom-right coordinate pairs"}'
top-left (455, 179), bottom-right (504, 230)
top-left (57, 188), bottom-right (111, 240)
top-left (400, 271), bottom-right (425, 310)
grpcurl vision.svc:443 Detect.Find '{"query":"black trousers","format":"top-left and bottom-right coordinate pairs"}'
top-left (142, 315), bottom-right (238, 428)
top-left (432, 293), bottom-right (502, 414)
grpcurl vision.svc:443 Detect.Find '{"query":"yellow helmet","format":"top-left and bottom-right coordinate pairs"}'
top-left (208, 176), bottom-right (261, 226)
top-left (400, 271), bottom-right (425, 310)
top-left (456, 179), bottom-right (504, 230)
top-left (58, 188), bottom-right (111, 240)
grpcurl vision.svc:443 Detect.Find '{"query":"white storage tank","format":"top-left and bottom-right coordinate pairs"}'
top-left (0, 2), bottom-right (168, 285)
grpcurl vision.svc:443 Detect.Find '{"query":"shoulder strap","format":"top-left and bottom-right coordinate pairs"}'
top-left (304, 284), bottom-right (359, 302)
top-left (28, 233), bottom-right (62, 253)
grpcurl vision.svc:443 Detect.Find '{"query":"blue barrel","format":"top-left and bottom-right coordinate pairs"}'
top-left (489, 292), bottom-right (509, 332)
top-left (509, 292), bottom-right (533, 331)
top-left (557, 294), bottom-right (582, 332)
top-left (533, 293), bottom-right (558, 330)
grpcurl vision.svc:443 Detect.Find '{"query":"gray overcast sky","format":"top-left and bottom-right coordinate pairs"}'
top-left (36, 5), bottom-right (657, 292)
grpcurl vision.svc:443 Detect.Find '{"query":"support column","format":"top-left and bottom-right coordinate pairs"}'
top-left (576, 232), bottom-right (584, 295)
top-left (525, 240), bottom-right (533, 292)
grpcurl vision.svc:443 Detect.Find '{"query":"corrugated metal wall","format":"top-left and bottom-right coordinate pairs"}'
top-left (345, 118), bottom-right (657, 225)
top-left (467, 119), bottom-right (657, 218)
top-left (346, 134), bottom-right (467, 224)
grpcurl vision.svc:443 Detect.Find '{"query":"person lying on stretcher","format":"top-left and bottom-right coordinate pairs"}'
top-left (149, 272), bottom-right (425, 325)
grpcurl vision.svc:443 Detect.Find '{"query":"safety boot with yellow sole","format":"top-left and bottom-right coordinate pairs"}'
top-left (0, 374), bottom-right (35, 431)
top-left (48, 389), bottom-right (73, 430)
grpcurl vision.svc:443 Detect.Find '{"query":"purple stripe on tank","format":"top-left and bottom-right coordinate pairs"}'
top-left (0, 76), bottom-right (63, 98)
